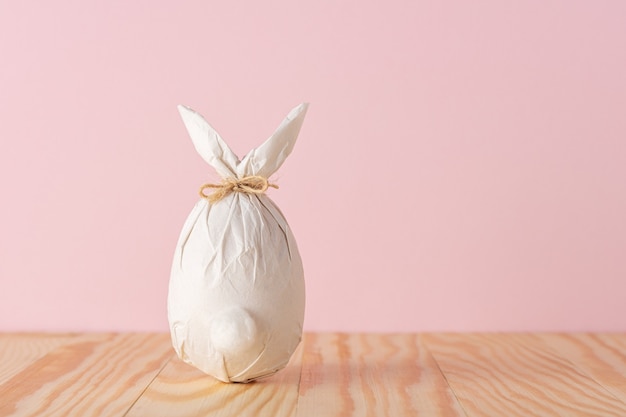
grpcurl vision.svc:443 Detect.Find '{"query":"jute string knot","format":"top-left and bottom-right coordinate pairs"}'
top-left (199, 175), bottom-right (278, 203)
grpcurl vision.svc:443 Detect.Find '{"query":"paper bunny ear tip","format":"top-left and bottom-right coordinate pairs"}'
top-left (178, 103), bottom-right (308, 117)
top-left (177, 104), bottom-right (196, 117)
top-left (292, 102), bottom-right (309, 114)
top-left (177, 104), bottom-right (211, 131)
top-left (282, 102), bottom-right (309, 124)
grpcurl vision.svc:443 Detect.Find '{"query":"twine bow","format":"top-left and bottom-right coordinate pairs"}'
top-left (199, 175), bottom-right (278, 203)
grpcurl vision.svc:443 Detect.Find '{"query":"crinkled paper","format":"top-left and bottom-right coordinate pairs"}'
top-left (168, 103), bottom-right (308, 382)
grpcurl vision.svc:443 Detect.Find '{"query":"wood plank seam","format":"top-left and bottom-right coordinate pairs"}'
top-left (0, 333), bottom-right (174, 417)
top-left (295, 333), bottom-right (468, 416)
top-left (4, 333), bottom-right (626, 416)
top-left (421, 335), bottom-right (470, 417)
top-left (122, 336), bottom-right (305, 417)
top-left (515, 335), bottom-right (626, 413)
top-left (422, 333), bottom-right (626, 417)
top-left (536, 334), bottom-right (626, 409)
top-left (122, 354), bottom-right (175, 417)
top-left (519, 335), bottom-right (626, 415)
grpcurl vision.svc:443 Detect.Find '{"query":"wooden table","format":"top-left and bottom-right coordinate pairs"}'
top-left (1, 333), bottom-right (625, 416)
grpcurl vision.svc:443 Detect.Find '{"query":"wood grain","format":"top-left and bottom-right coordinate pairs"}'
top-left (0, 333), bottom-right (76, 385)
top-left (2, 332), bottom-right (626, 416)
top-left (537, 333), bottom-right (626, 404)
top-left (422, 333), bottom-right (626, 417)
top-left (0, 333), bottom-right (172, 417)
top-left (296, 333), bottom-right (466, 417)
top-left (125, 338), bottom-right (304, 417)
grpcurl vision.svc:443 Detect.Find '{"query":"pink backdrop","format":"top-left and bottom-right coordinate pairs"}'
top-left (1, 1), bottom-right (625, 332)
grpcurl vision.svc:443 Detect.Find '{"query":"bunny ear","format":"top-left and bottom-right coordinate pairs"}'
top-left (236, 103), bottom-right (309, 178)
top-left (178, 105), bottom-right (239, 178)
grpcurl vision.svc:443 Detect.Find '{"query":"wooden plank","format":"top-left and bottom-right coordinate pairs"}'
top-left (2, 332), bottom-right (625, 417)
top-left (0, 333), bottom-right (77, 385)
top-left (0, 333), bottom-right (172, 417)
top-left (296, 333), bottom-right (466, 417)
top-left (125, 337), bottom-right (304, 417)
top-left (423, 333), bottom-right (626, 417)
top-left (537, 333), bottom-right (626, 404)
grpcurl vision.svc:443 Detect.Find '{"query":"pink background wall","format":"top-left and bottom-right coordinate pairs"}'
top-left (1, 1), bottom-right (625, 332)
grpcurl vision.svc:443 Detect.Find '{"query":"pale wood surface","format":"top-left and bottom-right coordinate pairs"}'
top-left (0, 334), bottom-right (76, 385)
top-left (1, 333), bottom-right (625, 417)
top-left (422, 333), bottom-right (626, 417)
top-left (297, 333), bottom-right (465, 417)
top-left (126, 339), bottom-right (304, 417)
top-left (0, 333), bottom-right (171, 417)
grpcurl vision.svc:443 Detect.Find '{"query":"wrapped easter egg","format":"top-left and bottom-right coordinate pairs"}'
top-left (168, 103), bottom-right (308, 383)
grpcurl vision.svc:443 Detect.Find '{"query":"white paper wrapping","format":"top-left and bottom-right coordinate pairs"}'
top-left (168, 103), bottom-right (308, 383)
